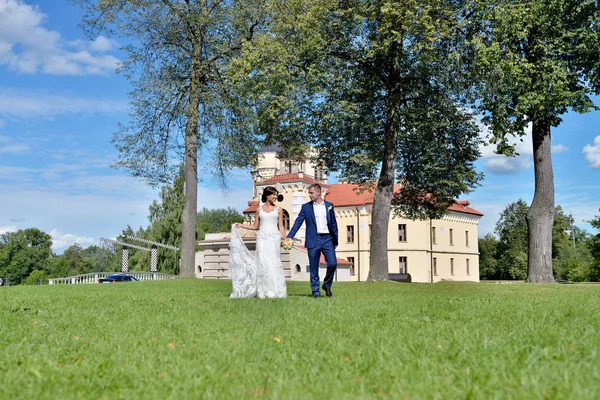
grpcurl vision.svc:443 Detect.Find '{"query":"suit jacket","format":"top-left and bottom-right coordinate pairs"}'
top-left (287, 200), bottom-right (339, 248)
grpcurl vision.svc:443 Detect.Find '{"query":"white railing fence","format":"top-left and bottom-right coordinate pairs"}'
top-left (48, 272), bottom-right (177, 285)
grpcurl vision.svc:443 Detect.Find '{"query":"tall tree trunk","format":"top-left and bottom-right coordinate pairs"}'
top-left (367, 124), bottom-right (398, 281)
top-left (367, 44), bottom-right (401, 281)
top-left (180, 43), bottom-right (201, 278)
top-left (526, 117), bottom-right (555, 283)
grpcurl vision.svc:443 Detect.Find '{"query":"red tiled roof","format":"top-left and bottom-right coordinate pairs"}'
top-left (448, 200), bottom-right (483, 216)
top-left (325, 183), bottom-right (482, 216)
top-left (324, 183), bottom-right (401, 206)
top-left (243, 201), bottom-right (259, 214)
top-left (246, 180), bottom-right (482, 216)
top-left (259, 173), bottom-right (327, 186)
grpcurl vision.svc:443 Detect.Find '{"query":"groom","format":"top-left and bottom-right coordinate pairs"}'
top-left (287, 183), bottom-right (339, 297)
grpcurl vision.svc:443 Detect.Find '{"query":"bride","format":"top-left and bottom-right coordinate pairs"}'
top-left (230, 186), bottom-right (287, 299)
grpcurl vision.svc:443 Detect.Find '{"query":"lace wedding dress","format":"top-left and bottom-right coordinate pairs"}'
top-left (230, 206), bottom-right (287, 299)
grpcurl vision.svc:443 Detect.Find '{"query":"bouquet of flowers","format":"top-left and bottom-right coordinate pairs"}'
top-left (281, 238), bottom-right (295, 251)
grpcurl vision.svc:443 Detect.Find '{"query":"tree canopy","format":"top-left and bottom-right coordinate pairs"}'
top-left (234, 0), bottom-right (483, 280)
top-left (71, 0), bottom-right (269, 277)
top-left (467, 0), bottom-right (600, 282)
top-left (0, 228), bottom-right (53, 284)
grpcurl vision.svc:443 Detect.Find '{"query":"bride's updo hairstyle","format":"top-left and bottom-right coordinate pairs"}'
top-left (261, 186), bottom-right (279, 203)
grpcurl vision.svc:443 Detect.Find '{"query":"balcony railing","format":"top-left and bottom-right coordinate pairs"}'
top-left (48, 272), bottom-right (177, 285)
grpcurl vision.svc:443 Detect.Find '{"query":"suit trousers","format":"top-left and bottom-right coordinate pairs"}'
top-left (307, 235), bottom-right (337, 295)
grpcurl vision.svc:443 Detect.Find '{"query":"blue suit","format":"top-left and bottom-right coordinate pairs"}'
top-left (287, 200), bottom-right (339, 295)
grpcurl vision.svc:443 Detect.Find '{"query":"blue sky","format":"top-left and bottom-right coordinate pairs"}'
top-left (1, 0), bottom-right (599, 253)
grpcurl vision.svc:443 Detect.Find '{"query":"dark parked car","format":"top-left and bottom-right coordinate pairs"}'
top-left (98, 274), bottom-right (139, 283)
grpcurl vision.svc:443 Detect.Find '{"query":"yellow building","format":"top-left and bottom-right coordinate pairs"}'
top-left (243, 146), bottom-right (483, 283)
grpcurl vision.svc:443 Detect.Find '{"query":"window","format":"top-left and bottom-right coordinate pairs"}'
top-left (285, 161), bottom-right (293, 173)
top-left (398, 224), bottom-right (407, 242)
top-left (348, 257), bottom-right (355, 276)
top-left (466, 231), bottom-right (469, 247)
top-left (346, 225), bottom-right (355, 243)
top-left (399, 257), bottom-right (407, 274)
top-left (450, 258), bottom-right (455, 275)
top-left (466, 259), bottom-right (470, 275)
top-left (450, 229), bottom-right (454, 246)
top-left (282, 209), bottom-right (290, 230)
top-left (315, 167), bottom-right (324, 181)
top-left (432, 227), bottom-right (437, 245)
top-left (295, 264), bottom-right (301, 273)
top-left (433, 258), bottom-right (437, 276)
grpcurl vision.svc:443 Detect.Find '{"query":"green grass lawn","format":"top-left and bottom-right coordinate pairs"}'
top-left (1, 280), bottom-right (599, 399)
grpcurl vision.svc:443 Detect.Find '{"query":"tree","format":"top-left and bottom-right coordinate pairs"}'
top-left (553, 243), bottom-right (594, 282)
top-left (492, 200), bottom-right (588, 280)
top-left (478, 233), bottom-right (500, 280)
top-left (0, 228), bottom-right (53, 284)
top-left (81, 245), bottom-right (120, 273)
top-left (197, 207), bottom-right (244, 241)
top-left (24, 270), bottom-right (48, 285)
top-left (72, 0), bottom-right (268, 277)
top-left (235, 0), bottom-right (483, 280)
top-left (467, 0), bottom-right (600, 282)
top-left (589, 211), bottom-right (600, 281)
top-left (63, 243), bottom-right (89, 275)
top-left (495, 200), bottom-right (529, 280)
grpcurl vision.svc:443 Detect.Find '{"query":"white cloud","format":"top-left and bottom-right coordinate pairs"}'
top-left (478, 123), bottom-right (532, 174)
top-left (478, 122), bottom-right (568, 175)
top-left (0, 135), bottom-right (34, 156)
top-left (49, 229), bottom-right (95, 252)
top-left (0, 225), bottom-right (17, 234)
top-left (583, 136), bottom-right (600, 169)
top-left (552, 144), bottom-right (568, 153)
top-left (89, 36), bottom-right (117, 53)
top-left (0, 143), bottom-right (29, 155)
top-left (0, 0), bottom-right (120, 75)
top-left (483, 155), bottom-right (532, 175)
top-left (0, 165), bottom-right (37, 181)
top-left (0, 88), bottom-right (128, 118)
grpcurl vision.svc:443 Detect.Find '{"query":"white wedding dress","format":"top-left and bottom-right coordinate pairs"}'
top-left (230, 205), bottom-right (287, 299)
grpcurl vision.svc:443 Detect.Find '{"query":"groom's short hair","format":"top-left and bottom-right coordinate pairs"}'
top-left (308, 183), bottom-right (321, 194)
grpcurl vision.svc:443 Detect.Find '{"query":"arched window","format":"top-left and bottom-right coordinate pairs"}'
top-left (282, 209), bottom-right (290, 230)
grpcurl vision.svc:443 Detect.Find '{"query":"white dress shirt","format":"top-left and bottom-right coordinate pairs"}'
top-left (313, 201), bottom-right (329, 234)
